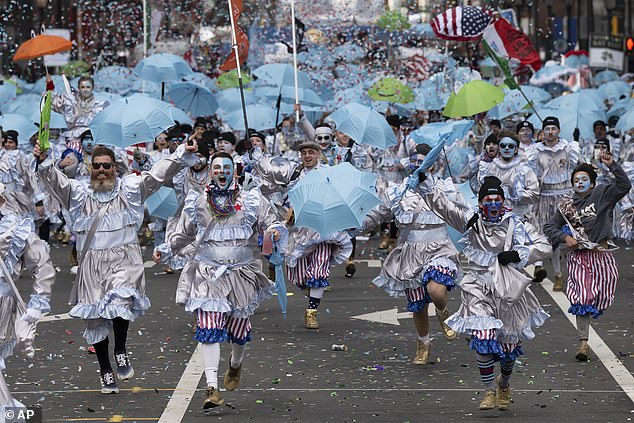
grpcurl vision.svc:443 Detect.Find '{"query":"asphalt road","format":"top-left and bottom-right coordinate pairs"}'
top-left (6, 236), bottom-right (634, 423)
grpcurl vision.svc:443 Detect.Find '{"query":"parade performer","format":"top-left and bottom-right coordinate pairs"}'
top-left (543, 152), bottom-right (631, 361)
top-left (153, 152), bottom-right (284, 408)
top-left (47, 75), bottom-right (108, 151)
top-left (526, 116), bottom-right (580, 289)
top-left (34, 140), bottom-right (198, 394)
top-left (0, 185), bottom-right (55, 409)
top-left (478, 132), bottom-right (540, 224)
top-left (361, 144), bottom-right (460, 364)
top-left (420, 175), bottom-right (551, 411)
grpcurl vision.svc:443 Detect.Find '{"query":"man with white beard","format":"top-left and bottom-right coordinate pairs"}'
top-left (33, 139), bottom-right (199, 394)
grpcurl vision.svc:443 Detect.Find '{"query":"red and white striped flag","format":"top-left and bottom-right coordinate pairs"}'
top-left (431, 6), bottom-right (492, 42)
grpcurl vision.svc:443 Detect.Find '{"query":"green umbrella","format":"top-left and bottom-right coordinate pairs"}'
top-left (216, 70), bottom-right (252, 89)
top-left (443, 80), bottom-right (505, 118)
top-left (61, 60), bottom-right (91, 78)
top-left (367, 77), bottom-right (415, 104)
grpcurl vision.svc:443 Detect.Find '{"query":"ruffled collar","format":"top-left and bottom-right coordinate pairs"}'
top-left (492, 156), bottom-right (522, 170)
top-left (533, 138), bottom-right (570, 153)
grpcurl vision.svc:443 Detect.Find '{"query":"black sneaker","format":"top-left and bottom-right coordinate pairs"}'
top-left (532, 266), bottom-right (547, 283)
top-left (100, 371), bottom-right (119, 394)
top-left (345, 261), bottom-right (356, 278)
top-left (114, 352), bottom-right (134, 381)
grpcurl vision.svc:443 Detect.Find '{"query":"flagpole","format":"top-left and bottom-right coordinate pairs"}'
top-left (271, 91), bottom-right (282, 154)
top-left (142, 0), bottom-right (148, 58)
top-left (227, 0), bottom-right (249, 136)
top-left (290, 0), bottom-right (300, 122)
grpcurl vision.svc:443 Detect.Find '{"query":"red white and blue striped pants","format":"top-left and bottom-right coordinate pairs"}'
top-left (567, 250), bottom-right (618, 314)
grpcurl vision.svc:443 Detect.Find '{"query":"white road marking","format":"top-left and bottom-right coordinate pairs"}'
top-left (355, 259), bottom-right (382, 268)
top-left (158, 344), bottom-right (203, 423)
top-left (351, 305), bottom-right (435, 326)
top-left (540, 277), bottom-right (634, 403)
top-left (40, 313), bottom-right (72, 322)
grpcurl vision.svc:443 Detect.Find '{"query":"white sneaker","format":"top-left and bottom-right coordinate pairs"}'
top-left (70, 266), bottom-right (78, 275)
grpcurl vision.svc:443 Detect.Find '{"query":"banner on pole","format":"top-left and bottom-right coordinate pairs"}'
top-left (220, 0), bottom-right (250, 71)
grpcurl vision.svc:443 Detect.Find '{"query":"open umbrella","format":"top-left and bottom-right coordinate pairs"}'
top-left (608, 97), bottom-right (634, 118)
top-left (529, 62), bottom-right (573, 86)
top-left (145, 187), bottom-right (179, 220)
top-left (545, 90), bottom-right (606, 111)
top-left (167, 82), bottom-right (218, 117)
top-left (594, 69), bottom-right (620, 85)
top-left (89, 94), bottom-right (178, 148)
top-left (367, 77), bottom-right (415, 104)
top-left (487, 89), bottom-right (531, 119)
top-left (12, 32), bottom-right (72, 61)
top-left (216, 70), bottom-right (252, 90)
top-left (95, 66), bottom-right (136, 94)
top-left (224, 104), bottom-right (277, 131)
top-left (0, 114), bottom-right (38, 143)
top-left (134, 53), bottom-right (192, 83)
top-left (327, 102), bottom-right (397, 149)
top-left (252, 63), bottom-right (314, 91)
top-left (215, 88), bottom-right (258, 114)
top-left (615, 108), bottom-right (634, 132)
top-left (288, 163), bottom-right (380, 236)
top-left (0, 83), bottom-right (17, 110)
top-left (598, 80), bottom-right (631, 101)
top-left (443, 80), bottom-right (505, 118)
top-left (410, 120), bottom-right (474, 147)
top-left (258, 85), bottom-right (324, 107)
top-left (528, 106), bottom-right (607, 141)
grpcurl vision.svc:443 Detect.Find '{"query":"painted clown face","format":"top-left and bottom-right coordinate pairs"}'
top-left (572, 171), bottom-right (593, 195)
top-left (210, 156), bottom-right (234, 190)
top-left (498, 139), bottom-right (517, 160)
top-left (79, 80), bottom-right (94, 100)
top-left (480, 194), bottom-right (504, 222)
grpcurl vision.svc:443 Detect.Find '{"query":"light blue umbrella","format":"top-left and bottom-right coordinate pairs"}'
top-left (411, 23), bottom-right (436, 38)
top-left (89, 94), bottom-right (177, 148)
top-left (410, 120), bottom-right (474, 147)
top-left (298, 46), bottom-right (336, 69)
top-left (145, 186), bottom-right (179, 220)
top-left (529, 63), bottom-right (572, 86)
top-left (487, 89), bottom-right (531, 119)
top-left (0, 83), bottom-right (17, 109)
top-left (594, 69), bottom-right (620, 85)
top-left (330, 87), bottom-right (366, 109)
top-left (288, 163), bottom-right (380, 236)
top-left (5, 94), bottom-right (42, 115)
top-left (529, 106), bottom-right (607, 141)
top-left (564, 55), bottom-right (589, 69)
top-left (95, 66), bottom-right (136, 93)
top-left (0, 114), bottom-right (38, 143)
top-left (327, 102), bottom-right (397, 149)
top-left (134, 53), bottom-right (192, 83)
top-left (598, 80), bottom-right (631, 101)
top-left (517, 85), bottom-right (551, 104)
top-left (545, 91), bottom-right (606, 111)
top-left (257, 85), bottom-right (324, 107)
top-left (224, 104), bottom-right (277, 131)
top-left (252, 63), bottom-right (314, 91)
top-left (183, 72), bottom-right (218, 93)
top-left (94, 91), bottom-right (122, 103)
top-left (615, 108), bottom-right (634, 132)
top-left (167, 82), bottom-right (218, 117)
top-left (608, 97), bottom-right (634, 118)
top-left (267, 238), bottom-right (288, 318)
top-left (216, 88), bottom-right (258, 114)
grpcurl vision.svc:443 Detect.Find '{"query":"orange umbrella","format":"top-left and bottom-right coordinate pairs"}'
top-left (12, 34), bottom-right (72, 62)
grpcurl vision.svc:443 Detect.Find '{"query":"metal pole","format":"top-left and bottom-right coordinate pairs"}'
top-left (290, 0), bottom-right (300, 122)
top-left (227, 0), bottom-right (249, 135)
top-left (142, 0), bottom-right (148, 58)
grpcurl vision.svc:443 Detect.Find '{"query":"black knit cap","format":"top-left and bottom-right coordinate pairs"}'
top-left (194, 117), bottom-right (207, 129)
top-left (478, 176), bottom-right (505, 201)
top-left (483, 133), bottom-right (499, 145)
top-left (489, 119), bottom-right (501, 128)
top-left (413, 143), bottom-right (432, 156)
top-left (247, 128), bottom-right (266, 142)
top-left (196, 136), bottom-right (213, 160)
top-left (571, 163), bottom-right (597, 185)
top-left (218, 132), bottom-right (237, 145)
top-left (4, 130), bottom-right (18, 143)
top-left (594, 138), bottom-right (610, 152)
top-left (542, 116), bottom-right (560, 129)
top-left (516, 120), bottom-right (534, 134)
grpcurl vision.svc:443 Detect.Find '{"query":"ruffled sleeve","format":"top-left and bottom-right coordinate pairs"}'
top-left (166, 191), bottom-right (198, 256)
top-left (138, 144), bottom-right (199, 201)
top-left (508, 217), bottom-right (530, 268)
top-left (36, 155), bottom-right (87, 214)
top-left (22, 233), bottom-right (55, 313)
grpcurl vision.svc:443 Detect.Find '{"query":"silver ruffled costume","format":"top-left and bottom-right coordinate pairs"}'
top-left (37, 146), bottom-right (194, 343)
top-left (0, 214), bottom-right (55, 406)
top-left (159, 187), bottom-right (284, 319)
top-left (363, 178), bottom-right (460, 305)
top-left (420, 180), bottom-right (552, 360)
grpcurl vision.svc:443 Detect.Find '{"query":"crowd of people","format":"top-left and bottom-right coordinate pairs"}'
top-left (0, 63), bottom-right (631, 414)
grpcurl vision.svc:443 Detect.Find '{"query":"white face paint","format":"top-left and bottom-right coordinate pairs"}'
top-left (572, 171), bottom-right (592, 194)
top-left (210, 157), bottom-right (234, 190)
top-left (79, 81), bottom-right (93, 100)
top-left (217, 140), bottom-right (234, 153)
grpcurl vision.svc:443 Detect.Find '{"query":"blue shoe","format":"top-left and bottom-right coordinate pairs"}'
top-left (100, 371), bottom-right (119, 394)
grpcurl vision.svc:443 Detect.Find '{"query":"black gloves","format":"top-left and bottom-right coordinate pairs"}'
top-left (497, 250), bottom-right (521, 266)
top-left (418, 172), bottom-right (426, 183)
top-left (573, 128), bottom-right (580, 142)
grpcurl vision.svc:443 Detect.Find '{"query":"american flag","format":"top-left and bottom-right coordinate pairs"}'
top-left (404, 54), bottom-right (432, 82)
top-left (431, 6), bottom-right (492, 42)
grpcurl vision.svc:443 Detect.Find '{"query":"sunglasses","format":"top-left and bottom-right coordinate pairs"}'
top-left (499, 143), bottom-right (516, 149)
top-left (316, 135), bottom-right (332, 141)
top-left (92, 162), bottom-right (114, 170)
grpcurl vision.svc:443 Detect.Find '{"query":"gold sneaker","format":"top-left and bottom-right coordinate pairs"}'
top-left (497, 376), bottom-right (511, 411)
top-left (436, 307), bottom-right (457, 340)
top-left (224, 363), bottom-right (242, 391)
top-left (386, 239), bottom-right (397, 253)
top-left (304, 309), bottom-right (319, 329)
top-left (553, 273), bottom-right (564, 292)
top-left (202, 387), bottom-right (224, 409)
top-left (575, 340), bottom-right (590, 361)
top-left (378, 234), bottom-right (390, 250)
top-left (479, 390), bottom-right (497, 410)
top-left (413, 340), bottom-right (430, 365)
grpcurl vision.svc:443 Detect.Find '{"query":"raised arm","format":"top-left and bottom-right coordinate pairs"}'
top-left (22, 233), bottom-right (56, 314)
top-left (139, 143), bottom-right (199, 200)
top-left (34, 144), bottom-right (84, 211)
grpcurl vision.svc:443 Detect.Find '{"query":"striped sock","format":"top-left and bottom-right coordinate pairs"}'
top-left (476, 353), bottom-right (496, 390)
top-left (499, 360), bottom-right (515, 388)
